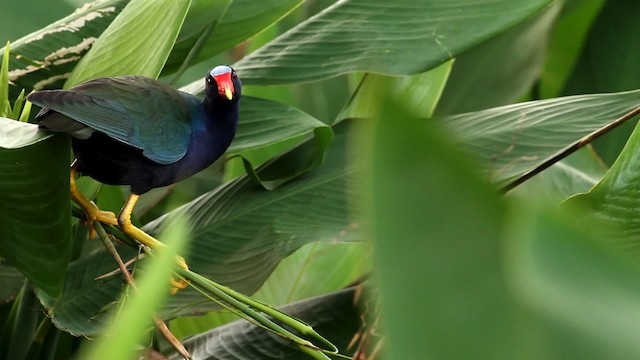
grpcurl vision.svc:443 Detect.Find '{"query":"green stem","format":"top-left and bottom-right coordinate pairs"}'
top-left (174, 267), bottom-right (332, 358)
top-left (194, 271), bottom-right (337, 353)
top-left (73, 211), bottom-right (338, 358)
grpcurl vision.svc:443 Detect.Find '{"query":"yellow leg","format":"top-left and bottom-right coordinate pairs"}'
top-left (118, 193), bottom-right (189, 293)
top-left (70, 163), bottom-right (118, 239)
top-left (117, 194), bottom-right (165, 250)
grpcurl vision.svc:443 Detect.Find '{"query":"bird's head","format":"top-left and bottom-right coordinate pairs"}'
top-left (205, 65), bottom-right (241, 102)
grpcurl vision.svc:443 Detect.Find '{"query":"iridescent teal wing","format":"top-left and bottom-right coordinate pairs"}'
top-left (29, 76), bottom-right (196, 164)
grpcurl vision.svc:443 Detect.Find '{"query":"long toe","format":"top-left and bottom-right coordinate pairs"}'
top-left (84, 203), bottom-right (117, 227)
top-left (176, 255), bottom-right (189, 270)
top-left (169, 277), bottom-right (190, 295)
top-left (96, 210), bottom-right (118, 225)
top-left (84, 206), bottom-right (118, 239)
top-left (169, 255), bottom-right (190, 294)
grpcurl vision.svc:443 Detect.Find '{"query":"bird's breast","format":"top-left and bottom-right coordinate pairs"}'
top-left (172, 119), bottom-right (236, 182)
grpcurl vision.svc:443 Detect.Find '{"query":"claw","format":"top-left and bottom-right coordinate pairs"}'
top-left (175, 255), bottom-right (189, 271)
top-left (118, 194), bottom-right (191, 294)
top-left (170, 255), bottom-right (190, 294)
top-left (169, 277), bottom-right (189, 295)
top-left (85, 205), bottom-right (118, 239)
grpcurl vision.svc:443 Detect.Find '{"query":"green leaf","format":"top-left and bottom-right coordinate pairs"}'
top-left (436, 3), bottom-right (559, 114)
top-left (442, 90), bottom-right (640, 186)
top-left (237, 124), bottom-right (333, 190)
top-left (2, 0), bottom-right (128, 94)
top-left (366, 96), bottom-right (512, 359)
top-left (563, 0), bottom-right (640, 165)
top-left (163, 0), bottom-right (304, 74)
top-left (564, 0), bottom-right (640, 95)
top-left (163, 0), bottom-right (231, 83)
top-left (0, 116), bottom-right (50, 148)
top-left (0, 262), bottom-right (24, 303)
top-left (235, 95), bottom-right (335, 190)
top-left (170, 287), bottom-right (361, 360)
top-left (539, 0), bottom-right (607, 98)
top-left (230, 96), bottom-right (330, 153)
top-left (507, 148), bottom-right (606, 204)
top-left (234, 0), bottom-right (553, 85)
top-left (37, 121), bottom-right (361, 336)
top-left (0, 118), bottom-right (70, 297)
top-left (253, 242), bottom-right (369, 306)
top-left (171, 0), bottom-right (231, 54)
top-left (340, 60), bottom-right (453, 120)
top-left (65, 0), bottom-right (191, 86)
top-left (565, 120), bottom-right (640, 254)
top-left (0, 0), bottom-right (76, 41)
top-left (223, 135), bottom-right (303, 182)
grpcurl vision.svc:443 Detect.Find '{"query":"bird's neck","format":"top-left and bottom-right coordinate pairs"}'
top-left (202, 97), bottom-right (239, 130)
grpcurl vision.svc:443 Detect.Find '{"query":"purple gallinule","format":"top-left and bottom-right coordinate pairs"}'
top-left (28, 65), bottom-right (241, 291)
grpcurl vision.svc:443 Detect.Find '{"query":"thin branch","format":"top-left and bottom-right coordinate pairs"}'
top-left (501, 105), bottom-right (640, 193)
top-left (95, 255), bottom-right (143, 281)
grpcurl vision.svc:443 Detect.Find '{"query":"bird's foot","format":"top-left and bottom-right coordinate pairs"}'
top-left (83, 202), bottom-right (118, 239)
top-left (170, 256), bottom-right (190, 295)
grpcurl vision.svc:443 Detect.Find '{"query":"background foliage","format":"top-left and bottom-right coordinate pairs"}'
top-left (1, 0), bottom-right (640, 359)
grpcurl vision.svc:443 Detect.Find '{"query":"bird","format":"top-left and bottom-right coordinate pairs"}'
top-left (27, 65), bottom-right (241, 291)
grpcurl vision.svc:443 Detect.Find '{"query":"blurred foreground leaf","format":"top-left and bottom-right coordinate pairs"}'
top-left (507, 206), bottom-right (640, 359)
top-left (79, 219), bottom-right (188, 360)
top-left (366, 96), bottom-right (512, 358)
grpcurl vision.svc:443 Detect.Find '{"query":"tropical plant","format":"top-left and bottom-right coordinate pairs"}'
top-left (1, 0), bottom-right (640, 359)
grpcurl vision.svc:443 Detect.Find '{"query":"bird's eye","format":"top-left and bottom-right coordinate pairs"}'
top-left (231, 71), bottom-right (237, 79)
